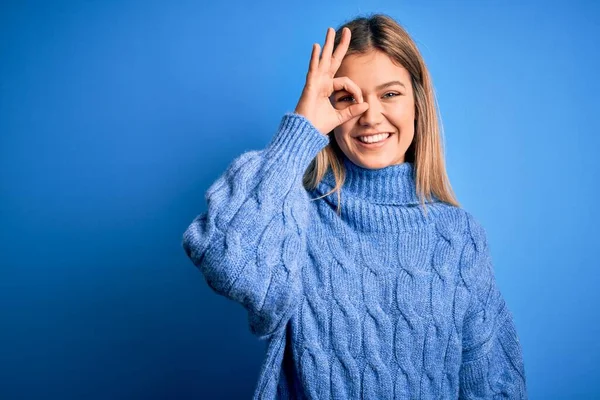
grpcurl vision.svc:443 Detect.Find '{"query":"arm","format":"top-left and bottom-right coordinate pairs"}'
top-left (182, 112), bottom-right (329, 340)
top-left (458, 214), bottom-right (528, 399)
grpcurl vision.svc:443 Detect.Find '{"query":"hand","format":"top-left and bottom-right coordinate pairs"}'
top-left (294, 27), bottom-right (369, 135)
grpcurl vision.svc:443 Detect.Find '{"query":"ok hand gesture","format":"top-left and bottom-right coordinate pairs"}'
top-left (294, 27), bottom-right (369, 135)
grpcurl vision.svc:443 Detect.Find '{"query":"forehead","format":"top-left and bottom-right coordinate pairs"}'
top-left (335, 50), bottom-right (410, 86)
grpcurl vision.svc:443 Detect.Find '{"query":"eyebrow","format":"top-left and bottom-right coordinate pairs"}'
top-left (376, 80), bottom-right (406, 90)
top-left (335, 80), bottom-right (406, 95)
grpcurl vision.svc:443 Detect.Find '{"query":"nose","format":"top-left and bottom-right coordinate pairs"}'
top-left (358, 97), bottom-right (384, 127)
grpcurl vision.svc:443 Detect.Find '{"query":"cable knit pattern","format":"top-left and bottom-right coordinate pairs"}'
top-left (182, 112), bottom-right (527, 399)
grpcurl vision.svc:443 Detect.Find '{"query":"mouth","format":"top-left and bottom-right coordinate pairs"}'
top-left (353, 132), bottom-right (393, 149)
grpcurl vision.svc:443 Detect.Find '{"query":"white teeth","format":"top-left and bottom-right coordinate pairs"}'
top-left (358, 133), bottom-right (390, 144)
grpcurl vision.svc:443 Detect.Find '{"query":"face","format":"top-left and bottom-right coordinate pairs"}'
top-left (331, 50), bottom-right (416, 169)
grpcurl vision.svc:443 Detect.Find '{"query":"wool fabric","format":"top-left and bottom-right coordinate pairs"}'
top-left (182, 112), bottom-right (528, 399)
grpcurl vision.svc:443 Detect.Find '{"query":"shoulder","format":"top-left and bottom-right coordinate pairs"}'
top-left (427, 203), bottom-right (489, 248)
top-left (425, 202), bottom-right (482, 231)
top-left (460, 209), bottom-right (489, 252)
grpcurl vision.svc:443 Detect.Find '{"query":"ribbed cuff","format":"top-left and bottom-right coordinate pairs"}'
top-left (263, 112), bottom-right (330, 173)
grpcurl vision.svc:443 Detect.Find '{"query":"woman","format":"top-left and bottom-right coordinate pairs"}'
top-left (182, 13), bottom-right (528, 399)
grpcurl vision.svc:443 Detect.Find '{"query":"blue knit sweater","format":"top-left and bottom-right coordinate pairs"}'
top-left (182, 113), bottom-right (528, 399)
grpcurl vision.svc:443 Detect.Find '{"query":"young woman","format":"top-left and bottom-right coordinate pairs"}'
top-left (182, 13), bottom-right (528, 399)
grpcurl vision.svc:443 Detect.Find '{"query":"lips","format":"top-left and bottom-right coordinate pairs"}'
top-left (353, 132), bottom-right (393, 147)
top-left (353, 132), bottom-right (391, 138)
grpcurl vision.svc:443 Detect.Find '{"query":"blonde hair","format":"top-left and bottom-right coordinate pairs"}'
top-left (302, 13), bottom-right (460, 215)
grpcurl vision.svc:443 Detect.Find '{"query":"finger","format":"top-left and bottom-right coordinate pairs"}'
top-left (332, 76), bottom-right (364, 104)
top-left (337, 102), bottom-right (369, 124)
top-left (320, 27), bottom-right (335, 70)
top-left (309, 43), bottom-right (320, 74)
top-left (330, 27), bottom-right (350, 74)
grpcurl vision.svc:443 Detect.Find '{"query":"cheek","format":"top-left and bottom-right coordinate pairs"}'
top-left (388, 112), bottom-right (414, 131)
top-left (332, 130), bottom-right (347, 149)
top-left (334, 125), bottom-right (352, 141)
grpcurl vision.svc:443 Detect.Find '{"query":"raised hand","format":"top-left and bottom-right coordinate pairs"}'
top-left (294, 27), bottom-right (369, 135)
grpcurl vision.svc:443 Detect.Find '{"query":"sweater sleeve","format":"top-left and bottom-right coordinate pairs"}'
top-left (182, 112), bottom-right (329, 341)
top-left (458, 214), bottom-right (528, 399)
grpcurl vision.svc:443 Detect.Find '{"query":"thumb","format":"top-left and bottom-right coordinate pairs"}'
top-left (337, 102), bottom-right (369, 124)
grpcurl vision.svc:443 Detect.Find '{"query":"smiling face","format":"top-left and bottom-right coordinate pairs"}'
top-left (331, 50), bottom-right (416, 169)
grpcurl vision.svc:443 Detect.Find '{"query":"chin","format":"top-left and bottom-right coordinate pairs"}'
top-left (353, 152), bottom-right (407, 169)
top-left (355, 157), bottom-right (392, 169)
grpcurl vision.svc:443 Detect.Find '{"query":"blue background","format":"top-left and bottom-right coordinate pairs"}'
top-left (1, 0), bottom-right (598, 398)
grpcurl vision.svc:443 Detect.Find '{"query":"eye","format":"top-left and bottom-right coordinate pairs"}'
top-left (337, 92), bottom-right (400, 102)
top-left (337, 95), bottom-right (355, 102)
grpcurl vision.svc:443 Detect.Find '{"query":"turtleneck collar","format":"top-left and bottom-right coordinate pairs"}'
top-left (311, 153), bottom-right (443, 232)
top-left (318, 152), bottom-right (434, 206)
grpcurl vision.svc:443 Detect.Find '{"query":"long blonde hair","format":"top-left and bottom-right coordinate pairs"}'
top-left (302, 13), bottom-right (460, 215)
